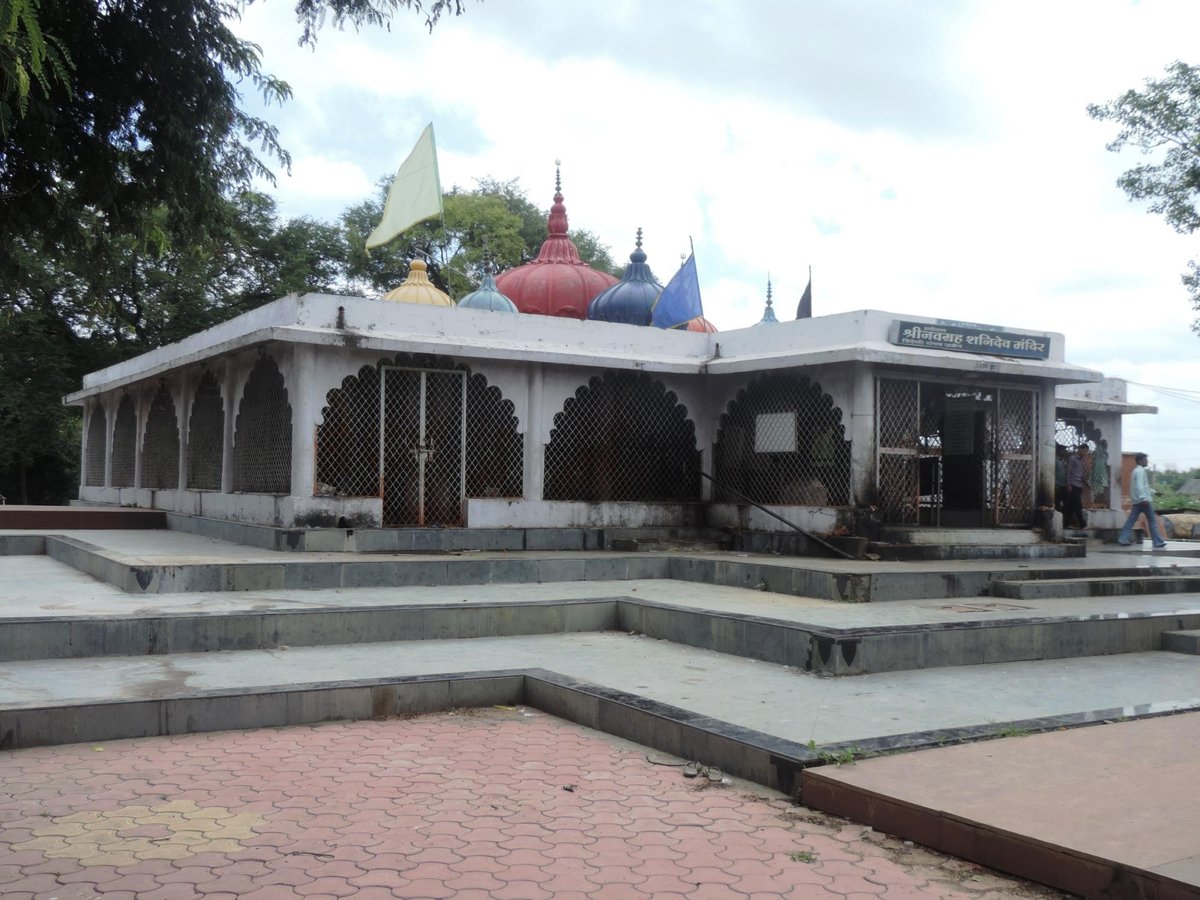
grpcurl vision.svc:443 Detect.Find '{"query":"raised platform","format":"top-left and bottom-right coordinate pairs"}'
top-left (4, 516), bottom-right (1200, 897)
top-left (802, 712), bottom-right (1200, 898)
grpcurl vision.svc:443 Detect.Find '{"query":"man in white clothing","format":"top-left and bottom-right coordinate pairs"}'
top-left (1118, 453), bottom-right (1167, 548)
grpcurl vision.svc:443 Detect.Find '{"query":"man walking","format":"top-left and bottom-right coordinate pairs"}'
top-left (1065, 445), bottom-right (1087, 530)
top-left (1118, 452), bottom-right (1167, 549)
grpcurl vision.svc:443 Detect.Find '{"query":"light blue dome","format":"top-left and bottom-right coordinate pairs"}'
top-left (587, 229), bottom-right (663, 326)
top-left (458, 273), bottom-right (519, 313)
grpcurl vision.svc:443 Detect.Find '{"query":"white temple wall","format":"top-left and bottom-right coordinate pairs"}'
top-left (69, 302), bottom-right (1111, 532)
top-left (467, 499), bottom-right (699, 529)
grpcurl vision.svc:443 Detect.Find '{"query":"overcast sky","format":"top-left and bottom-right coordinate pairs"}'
top-left (234, 0), bottom-right (1200, 470)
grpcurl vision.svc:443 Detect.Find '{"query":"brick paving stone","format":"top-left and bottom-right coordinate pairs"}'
top-left (0, 709), bottom-right (1066, 900)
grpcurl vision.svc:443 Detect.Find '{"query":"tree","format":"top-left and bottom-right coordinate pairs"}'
top-left (0, 0), bottom-right (469, 503)
top-left (342, 178), bottom-right (616, 297)
top-left (1088, 61), bottom-right (1200, 329)
top-left (0, 189), bottom-right (349, 503)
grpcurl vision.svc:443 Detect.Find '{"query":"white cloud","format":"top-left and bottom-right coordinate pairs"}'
top-left (231, 0), bottom-right (1200, 468)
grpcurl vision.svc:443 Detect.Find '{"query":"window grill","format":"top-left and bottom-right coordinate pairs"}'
top-left (232, 355), bottom-right (292, 494)
top-left (316, 365), bottom-right (383, 497)
top-left (1055, 416), bottom-right (1111, 508)
top-left (381, 367), bottom-right (466, 526)
top-left (315, 357), bottom-right (524, 506)
top-left (141, 383), bottom-right (180, 489)
top-left (876, 378), bottom-right (921, 524)
top-left (543, 371), bottom-right (701, 502)
top-left (84, 407), bottom-right (107, 487)
top-left (187, 371), bottom-right (224, 490)
top-left (110, 395), bottom-right (137, 488)
top-left (714, 373), bottom-right (850, 506)
top-left (877, 378), bottom-right (1040, 525)
top-left (466, 374), bottom-right (522, 499)
top-left (995, 388), bottom-right (1037, 523)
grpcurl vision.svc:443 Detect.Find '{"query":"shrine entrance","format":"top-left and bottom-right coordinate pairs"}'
top-left (381, 367), bottom-right (466, 526)
top-left (876, 377), bottom-right (1038, 526)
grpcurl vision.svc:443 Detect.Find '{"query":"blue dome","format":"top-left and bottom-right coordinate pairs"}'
top-left (587, 230), bottom-right (663, 326)
top-left (457, 272), bottom-right (518, 313)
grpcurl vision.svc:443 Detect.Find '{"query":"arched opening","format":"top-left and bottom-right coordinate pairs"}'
top-left (315, 354), bottom-right (523, 525)
top-left (140, 383), bottom-right (180, 489)
top-left (714, 373), bottom-right (850, 506)
top-left (233, 355), bottom-right (292, 494)
top-left (187, 371), bottom-right (224, 491)
top-left (110, 395), bottom-right (137, 488)
top-left (543, 372), bottom-right (701, 502)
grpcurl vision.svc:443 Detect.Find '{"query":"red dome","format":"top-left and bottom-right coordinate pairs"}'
top-left (684, 316), bottom-right (718, 333)
top-left (495, 176), bottom-right (618, 319)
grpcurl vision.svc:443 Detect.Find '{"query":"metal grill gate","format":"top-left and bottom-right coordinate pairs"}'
top-left (381, 367), bottom-right (466, 526)
top-left (875, 378), bottom-right (1038, 526)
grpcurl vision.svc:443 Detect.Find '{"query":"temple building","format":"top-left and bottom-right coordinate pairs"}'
top-left (66, 175), bottom-right (1154, 535)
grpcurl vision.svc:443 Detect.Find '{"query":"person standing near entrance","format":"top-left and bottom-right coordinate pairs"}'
top-left (1118, 452), bottom-right (1168, 548)
top-left (1065, 445), bottom-right (1088, 529)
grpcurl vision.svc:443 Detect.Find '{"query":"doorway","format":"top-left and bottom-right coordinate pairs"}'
top-left (380, 367), bottom-right (466, 526)
top-left (877, 378), bottom-right (1037, 526)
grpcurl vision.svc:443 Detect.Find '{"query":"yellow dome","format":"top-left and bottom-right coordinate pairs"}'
top-left (382, 259), bottom-right (453, 307)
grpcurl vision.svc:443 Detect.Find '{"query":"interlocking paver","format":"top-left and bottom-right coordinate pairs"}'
top-left (0, 709), bottom-right (1064, 899)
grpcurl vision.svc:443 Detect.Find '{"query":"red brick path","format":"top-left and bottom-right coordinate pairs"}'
top-left (0, 709), bottom-right (1063, 899)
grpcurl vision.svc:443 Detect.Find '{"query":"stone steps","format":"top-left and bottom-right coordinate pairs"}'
top-left (868, 542), bottom-right (1084, 562)
top-left (1163, 629), bottom-right (1200, 655)
top-left (991, 574), bottom-right (1200, 600)
top-left (878, 527), bottom-right (1043, 546)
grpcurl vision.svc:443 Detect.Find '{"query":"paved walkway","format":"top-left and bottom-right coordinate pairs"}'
top-left (0, 709), bottom-right (1065, 899)
top-left (805, 711), bottom-right (1200, 895)
top-left (5, 555), bottom-right (1200, 633)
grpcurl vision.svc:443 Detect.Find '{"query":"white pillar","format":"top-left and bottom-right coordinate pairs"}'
top-left (176, 372), bottom-right (191, 491)
top-left (222, 362), bottom-right (238, 493)
top-left (1038, 384), bottom-right (1058, 508)
top-left (847, 363), bottom-right (875, 507)
top-left (104, 395), bottom-right (114, 489)
top-left (289, 343), bottom-right (318, 498)
top-left (525, 363), bottom-right (546, 501)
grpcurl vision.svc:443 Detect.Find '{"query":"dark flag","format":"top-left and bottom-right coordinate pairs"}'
top-left (796, 268), bottom-right (812, 319)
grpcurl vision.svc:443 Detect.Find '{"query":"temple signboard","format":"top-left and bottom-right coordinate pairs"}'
top-left (888, 321), bottom-right (1051, 360)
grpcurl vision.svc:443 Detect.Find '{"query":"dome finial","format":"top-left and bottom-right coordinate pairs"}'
top-left (635, 227), bottom-right (643, 250)
top-left (554, 159), bottom-right (562, 194)
top-left (757, 274), bottom-right (780, 325)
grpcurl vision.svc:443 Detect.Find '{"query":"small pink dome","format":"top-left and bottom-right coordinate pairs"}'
top-left (684, 316), bottom-right (718, 333)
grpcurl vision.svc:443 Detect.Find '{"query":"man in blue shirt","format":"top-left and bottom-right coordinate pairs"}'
top-left (1118, 452), bottom-right (1167, 548)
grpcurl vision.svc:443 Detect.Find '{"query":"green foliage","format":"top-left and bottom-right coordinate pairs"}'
top-left (0, 0), bottom-right (72, 135)
top-left (1151, 466), bottom-right (1200, 510)
top-left (342, 177), bottom-right (615, 298)
top-left (0, 0), bottom-right (470, 503)
top-left (1089, 61), bottom-right (1200, 330)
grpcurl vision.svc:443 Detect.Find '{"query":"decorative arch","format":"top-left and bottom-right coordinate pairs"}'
top-left (543, 371), bottom-right (701, 502)
top-left (187, 370), bottom-right (224, 490)
top-left (714, 372), bottom-right (850, 506)
top-left (84, 405), bottom-right (107, 487)
top-left (110, 395), bottom-right (137, 488)
top-left (233, 355), bottom-right (292, 494)
top-left (140, 383), bottom-right (180, 489)
top-left (314, 354), bottom-right (523, 500)
top-left (1055, 416), bottom-right (1111, 508)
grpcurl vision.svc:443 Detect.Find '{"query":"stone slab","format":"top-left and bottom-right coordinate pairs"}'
top-left (802, 712), bottom-right (1200, 898)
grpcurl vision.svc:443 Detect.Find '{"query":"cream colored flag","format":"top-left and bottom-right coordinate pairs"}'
top-left (365, 123), bottom-right (443, 249)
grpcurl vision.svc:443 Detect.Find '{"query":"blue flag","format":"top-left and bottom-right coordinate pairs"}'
top-left (652, 253), bottom-right (702, 329)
